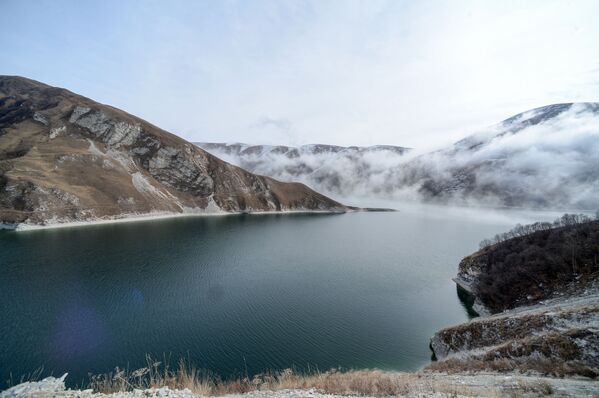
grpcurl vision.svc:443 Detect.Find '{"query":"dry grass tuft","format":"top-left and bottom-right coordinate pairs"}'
top-left (85, 356), bottom-right (562, 397)
top-left (6, 357), bottom-right (571, 397)
top-left (5, 367), bottom-right (46, 389)
top-left (86, 356), bottom-right (456, 396)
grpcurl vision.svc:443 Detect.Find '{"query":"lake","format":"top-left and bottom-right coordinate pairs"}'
top-left (0, 203), bottom-right (562, 387)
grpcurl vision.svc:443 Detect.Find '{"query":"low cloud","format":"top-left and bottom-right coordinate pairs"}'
top-left (395, 103), bottom-right (599, 209)
top-left (200, 103), bottom-right (599, 210)
top-left (249, 117), bottom-right (297, 144)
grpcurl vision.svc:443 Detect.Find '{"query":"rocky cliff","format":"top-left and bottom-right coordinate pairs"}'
top-left (0, 76), bottom-right (348, 229)
top-left (429, 221), bottom-right (599, 378)
top-left (429, 289), bottom-right (599, 377)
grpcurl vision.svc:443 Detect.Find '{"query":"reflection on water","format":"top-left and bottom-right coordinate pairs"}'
top-left (456, 284), bottom-right (480, 319)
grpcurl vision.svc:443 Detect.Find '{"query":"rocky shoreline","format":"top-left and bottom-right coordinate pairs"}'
top-left (0, 208), bottom-right (351, 231)
top-left (428, 220), bottom-right (599, 379)
top-left (429, 287), bottom-right (599, 376)
top-left (0, 207), bottom-right (397, 231)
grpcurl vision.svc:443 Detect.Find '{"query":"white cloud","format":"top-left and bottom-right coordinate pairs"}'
top-left (1, 0), bottom-right (598, 148)
top-left (201, 104), bottom-right (599, 210)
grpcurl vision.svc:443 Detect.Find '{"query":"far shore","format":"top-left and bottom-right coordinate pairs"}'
top-left (0, 208), bottom-right (355, 232)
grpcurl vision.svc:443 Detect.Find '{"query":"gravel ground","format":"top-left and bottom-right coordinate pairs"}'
top-left (2, 372), bottom-right (598, 398)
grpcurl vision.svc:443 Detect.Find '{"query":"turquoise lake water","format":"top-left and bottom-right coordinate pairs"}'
top-left (0, 204), bottom-right (561, 387)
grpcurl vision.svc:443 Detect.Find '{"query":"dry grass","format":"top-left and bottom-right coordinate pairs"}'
top-left (88, 358), bottom-right (418, 396)
top-left (5, 367), bottom-right (46, 389)
top-left (426, 356), bottom-right (598, 380)
top-left (84, 356), bottom-right (560, 397)
top-left (427, 328), bottom-right (599, 379)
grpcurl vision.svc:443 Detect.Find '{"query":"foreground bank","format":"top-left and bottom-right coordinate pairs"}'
top-left (3, 369), bottom-right (598, 398)
top-left (429, 217), bottom-right (599, 381)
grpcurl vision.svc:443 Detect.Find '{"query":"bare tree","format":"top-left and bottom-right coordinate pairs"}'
top-left (479, 213), bottom-right (594, 249)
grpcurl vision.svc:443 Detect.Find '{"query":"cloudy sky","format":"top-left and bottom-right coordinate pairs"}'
top-left (1, 0), bottom-right (598, 148)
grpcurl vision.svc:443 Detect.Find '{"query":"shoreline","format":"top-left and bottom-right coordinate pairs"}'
top-left (0, 208), bottom-right (351, 232)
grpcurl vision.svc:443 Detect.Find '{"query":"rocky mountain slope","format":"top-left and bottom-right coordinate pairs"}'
top-left (195, 143), bottom-right (410, 199)
top-left (429, 219), bottom-right (599, 378)
top-left (199, 103), bottom-right (599, 209)
top-left (0, 76), bottom-right (348, 229)
top-left (400, 103), bottom-right (599, 209)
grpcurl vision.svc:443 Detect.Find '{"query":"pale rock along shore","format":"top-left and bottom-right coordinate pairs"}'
top-left (0, 208), bottom-right (349, 231)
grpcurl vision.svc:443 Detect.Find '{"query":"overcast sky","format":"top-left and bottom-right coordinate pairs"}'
top-left (1, 0), bottom-right (598, 148)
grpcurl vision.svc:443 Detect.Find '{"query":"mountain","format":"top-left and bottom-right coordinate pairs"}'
top-left (401, 103), bottom-right (599, 208)
top-left (199, 103), bottom-right (599, 209)
top-left (195, 143), bottom-right (411, 199)
top-left (0, 76), bottom-right (348, 229)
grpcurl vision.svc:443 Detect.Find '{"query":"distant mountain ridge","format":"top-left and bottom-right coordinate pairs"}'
top-left (198, 143), bottom-right (410, 157)
top-left (195, 143), bottom-right (411, 199)
top-left (405, 102), bottom-right (599, 208)
top-left (198, 103), bottom-right (599, 209)
top-left (0, 76), bottom-right (348, 229)
top-left (453, 103), bottom-right (599, 151)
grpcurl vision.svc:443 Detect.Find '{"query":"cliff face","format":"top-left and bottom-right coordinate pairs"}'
top-left (429, 289), bottom-right (599, 378)
top-left (0, 76), bottom-right (347, 228)
top-left (452, 253), bottom-right (491, 316)
top-left (429, 221), bottom-right (599, 378)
